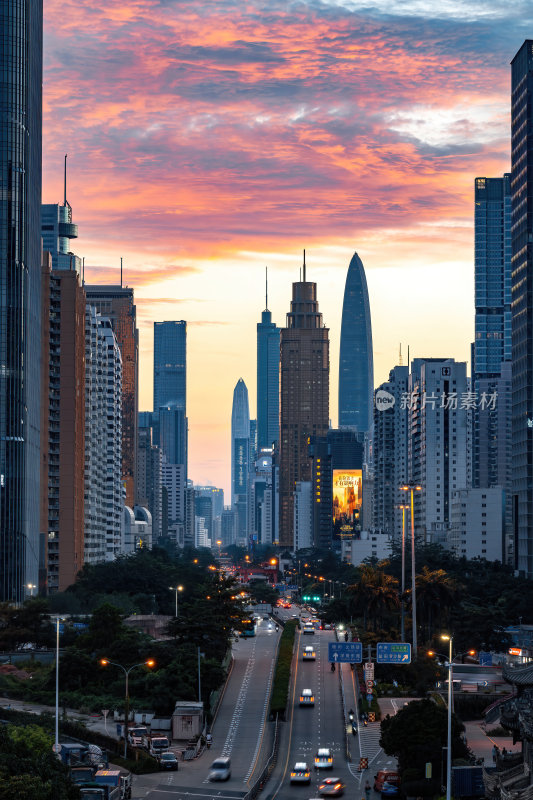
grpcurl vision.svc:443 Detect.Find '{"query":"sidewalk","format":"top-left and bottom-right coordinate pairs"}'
top-left (464, 719), bottom-right (519, 763)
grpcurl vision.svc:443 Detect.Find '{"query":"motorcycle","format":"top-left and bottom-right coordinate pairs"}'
top-left (331, 662), bottom-right (336, 672)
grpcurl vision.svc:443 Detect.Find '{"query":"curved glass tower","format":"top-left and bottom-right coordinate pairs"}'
top-left (338, 252), bottom-right (374, 432)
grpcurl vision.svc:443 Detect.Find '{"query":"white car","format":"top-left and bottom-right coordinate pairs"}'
top-left (299, 688), bottom-right (315, 706)
top-left (314, 747), bottom-right (333, 769)
top-left (290, 762), bottom-right (311, 784)
top-left (303, 646), bottom-right (316, 661)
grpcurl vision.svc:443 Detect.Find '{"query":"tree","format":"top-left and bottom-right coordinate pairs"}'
top-left (415, 566), bottom-right (458, 642)
top-left (0, 726), bottom-right (78, 799)
top-left (380, 698), bottom-right (468, 779)
top-left (347, 565), bottom-right (399, 631)
top-left (248, 580), bottom-right (279, 605)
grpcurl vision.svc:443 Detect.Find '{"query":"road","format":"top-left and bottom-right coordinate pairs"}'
top-left (133, 617), bottom-right (279, 800)
top-left (268, 625), bottom-right (353, 800)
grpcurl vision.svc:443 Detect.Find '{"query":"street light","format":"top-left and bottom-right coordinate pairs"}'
top-left (53, 616), bottom-right (66, 756)
top-left (100, 658), bottom-right (155, 758)
top-left (397, 504), bottom-right (409, 642)
top-left (26, 583), bottom-right (36, 597)
top-left (169, 585), bottom-right (184, 617)
top-left (400, 484), bottom-right (422, 655)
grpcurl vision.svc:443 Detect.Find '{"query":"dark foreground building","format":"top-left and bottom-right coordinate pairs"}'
top-left (0, 1), bottom-right (43, 601)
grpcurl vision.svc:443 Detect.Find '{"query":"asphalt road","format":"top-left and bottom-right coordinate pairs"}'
top-left (269, 626), bottom-right (353, 800)
top-left (132, 618), bottom-right (279, 800)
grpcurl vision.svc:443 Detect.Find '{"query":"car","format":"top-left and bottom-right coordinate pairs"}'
top-left (303, 623), bottom-right (315, 635)
top-left (263, 615), bottom-right (269, 620)
top-left (324, 623), bottom-right (332, 630)
top-left (381, 782), bottom-right (400, 796)
top-left (374, 771), bottom-right (400, 792)
top-left (314, 748), bottom-right (333, 769)
top-left (299, 688), bottom-right (315, 706)
top-left (318, 777), bottom-right (345, 796)
top-left (303, 646), bottom-right (316, 661)
top-left (292, 613), bottom-right (299, 618)
top-left (290, 762), bottom-right (311, 784)
top-left (208, 757), bottom-right (231, 781)
top-left (159, 752), bottom-right (178, 771)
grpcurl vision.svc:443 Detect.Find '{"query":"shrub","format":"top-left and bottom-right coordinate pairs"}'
top-left (269, 621), bottom-right (297, 720)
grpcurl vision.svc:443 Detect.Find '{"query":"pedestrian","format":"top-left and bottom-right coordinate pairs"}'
top-left (492, 744), bottom-right (498, 763)
top-left (502, 747), bottom-right (507, 756)
top-left (365, 780), bottom-right (372, 800)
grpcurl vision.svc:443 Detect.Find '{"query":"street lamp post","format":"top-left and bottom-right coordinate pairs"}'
top-left (400, 484), bottom-right (422, 655)
top-left (27, 583), bottom-right (36, 597)
top-left (169, 585), bottom-right (184, 618)
top-left (441, 635), bottom-right (453, 800)
top-left (100, 659), bottom-right (155, 758)
top-left (54, 617), bottom-right (63, 755)
top-left (398, 504), bottom-right (409, 643)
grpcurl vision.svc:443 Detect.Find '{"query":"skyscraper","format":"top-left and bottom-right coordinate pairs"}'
top-left (231, 379), bottom-right (250, 543)
top-left (85, 285), bottom-right (139, 507)
top-left (257, 275), bottom-right (280, 450)
top-left (511, 41), bottom-right (533, 578)
top-left (153, 321), bottom-right (187, 412)
top-left (279, 257), bottom-right (329, 548)
top-left (0, 1), bottom-right (43, 601)
top-left (472, 175), bottom-right (512, 562)
top-left (338, 252), bottom-right (374, 432)
top-left (41, 157), bottom-right (81, 274)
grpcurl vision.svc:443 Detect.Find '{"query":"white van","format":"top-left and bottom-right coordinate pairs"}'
top-left (209, 756), bottom-right (231, 781)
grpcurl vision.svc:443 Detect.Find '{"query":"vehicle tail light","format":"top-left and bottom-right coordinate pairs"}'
top-left (335, 784), bottom-right (342, 789)
top-left (328, 757), bottom-right (332, 762)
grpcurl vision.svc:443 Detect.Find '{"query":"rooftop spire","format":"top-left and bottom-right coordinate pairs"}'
top-left (63, 153), bottom-right (69, 208)
top-left (265, 266), bottom-right (268, 310)
top-left (303, 248), bottom-right (306, 282)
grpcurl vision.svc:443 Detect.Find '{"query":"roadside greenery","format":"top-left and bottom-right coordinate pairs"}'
top-left (269, 620), bottom-right (297, 719)
top-left (0, 548), bottom-right (245, 717)
top-left (380, 698), bottom-right (469, 780)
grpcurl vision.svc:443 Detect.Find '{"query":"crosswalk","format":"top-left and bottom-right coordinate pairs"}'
top-left (349, 721), bottom-right (382, 775)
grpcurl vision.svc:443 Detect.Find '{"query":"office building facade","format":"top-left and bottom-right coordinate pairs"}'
top-left (0, 1), bottom-right (43, 601)
top-left (257, 304), bottom-right (280, 451)
top-left (153, 321), bottom-right (186, 412)
top-left (85, 285), bottom-right (138, 507)
top-left (338, 252), bottom-right (374, 432)
top-left (279, 264), bottom-right (329, 547)
top-left (231, 379), bottom-right (250, 542)
top-left (137, 426), bottom-right (163, 541)
top-left (511, 41), bottom-right (533, 577)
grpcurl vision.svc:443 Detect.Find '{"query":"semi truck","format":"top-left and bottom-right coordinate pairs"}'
top-left (78, 785), bottom-right (120, 800)
top-left (93, 770), bottom-right (132, 800)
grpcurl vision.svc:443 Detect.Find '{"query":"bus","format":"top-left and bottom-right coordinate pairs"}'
top-left (240, 618), bottom-right (256, 637)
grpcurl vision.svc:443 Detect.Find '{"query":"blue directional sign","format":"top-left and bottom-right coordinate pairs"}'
top-left (328, 641), bottom-right (363, 663)
top-left (376, 642), bottom-right (411, 664)
top-left (479, 651), bottom-right (492, 667)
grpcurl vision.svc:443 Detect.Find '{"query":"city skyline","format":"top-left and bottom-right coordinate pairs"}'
top-left (42, 1), bottom-right (523, 494)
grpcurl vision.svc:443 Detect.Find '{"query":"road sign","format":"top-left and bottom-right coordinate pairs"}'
top-left (366, 694), bottom-right (373, 703)
top-left (287, 585), bottom-right (298, 591)
top-left (376, 642), bottom-right (411, 663)
top-left (479, 651), bottom-right (493, 667)
top-left (359, 757), bottom-right (368, 770)
top-left (52, 743), bottom-right (62, 754)
top-left (368, 712), bottom-right (375, 722)
top-left (366, 679), bottom-right (374, 689)
top-left (364, 662), bottom-right (375, 679)
top-left (328, 641), bottom-right (363, 663)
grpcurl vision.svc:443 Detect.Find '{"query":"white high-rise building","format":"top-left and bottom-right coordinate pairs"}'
top-left (195, 517), bottom-right (210, 549)
top-left (408, 358), bottom-right (469, 544)
top-left (84, 307), bottom-right (123, 562)
top-left (449, 488), bottom-right (504, 561)
top-left (162, 460), bottom-right (186, 530)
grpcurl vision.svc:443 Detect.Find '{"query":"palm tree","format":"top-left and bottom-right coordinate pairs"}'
top-left (415, 566), bottom-right (458, 642)
top-left (347, 565), bottom-right (399, 631)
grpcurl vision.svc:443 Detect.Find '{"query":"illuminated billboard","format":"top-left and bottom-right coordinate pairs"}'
top-left (333, 470), bottom-right (363, 539)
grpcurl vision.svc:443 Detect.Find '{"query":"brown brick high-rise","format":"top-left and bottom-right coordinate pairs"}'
top-left (279, 261), bottom-right (329, 548)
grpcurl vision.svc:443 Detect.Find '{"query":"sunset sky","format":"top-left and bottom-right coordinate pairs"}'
top-left (43, 0), bottom-right (528, 496)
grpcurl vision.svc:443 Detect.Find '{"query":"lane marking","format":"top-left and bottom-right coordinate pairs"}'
top-left (244, 634), bottom-right (278, 785)
top-left (270, 628), bottom-right (301, 799)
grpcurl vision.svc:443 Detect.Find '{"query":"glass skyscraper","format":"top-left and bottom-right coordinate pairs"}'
top-left (338, 252), bottom-right (374, 432)
top-left (257, 306), bottom-right (280, 451)
top-left (474, 175), bottom-right (511, 378)
top-left (511, 41), bottom-right (533, 578)
top-left (153, 321), bottom-right (186, 412)
top-left (0, 1), bottom-right (43, 601)
top-left (231, 379), bottom-right (250, 504)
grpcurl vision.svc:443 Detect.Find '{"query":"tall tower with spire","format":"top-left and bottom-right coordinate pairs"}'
top-left (257, 268), bottom-right (280, 451)
top-left (41, 155), bottom-right (82, 274)
top-left (231, 379), bottom-right (250, 545)
top-left (279, 252), bottom-right (330, 548)
top-left (338, 252), bottom-right (374, 432)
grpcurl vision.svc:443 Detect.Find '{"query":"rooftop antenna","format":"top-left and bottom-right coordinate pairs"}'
top-left (407, 344), bottom-right (410, 369)
top-left (120, 257), bottom-right (123, 288)
top-left (63, 153), bottom-right (69, 207)
top-left (399, 343), bottom-right (403, 366)
top-left (265, 266), bottom-right (268, 310)
top-left (82, 257), bottom-right (85, 286)
top-left (303, 248), bottom-right (306, 282)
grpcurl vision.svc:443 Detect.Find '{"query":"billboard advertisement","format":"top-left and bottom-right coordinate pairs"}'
top-left (333, 470), bottom-right (362, 538)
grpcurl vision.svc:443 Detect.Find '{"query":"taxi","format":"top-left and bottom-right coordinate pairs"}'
top-left (299, 688), bottom-right (315, 706)
top-left (290, 762), bottom-right (311, 784)
top-left (314, 747), bottom-right (333, 769)
top-left (303, 646), bottom-right (316, 661)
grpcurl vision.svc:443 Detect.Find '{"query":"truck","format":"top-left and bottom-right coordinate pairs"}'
top-left (127, 726), bottom-right (148, 747)
top-left (79, 785), bottom-right (120, 800)
top-left (452, 765), bottom-right (485, 798)
top-left (70, 766), bottom-right (97, 785)
top-left (142, 734), bottom-right (170, 757)
top-left (94, 770), bottom-right (132, 800)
